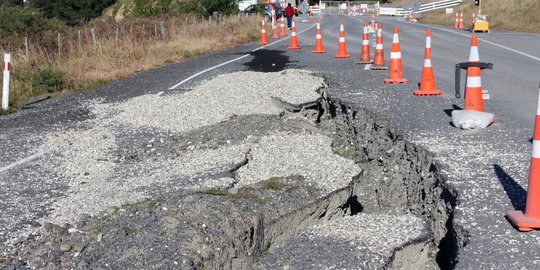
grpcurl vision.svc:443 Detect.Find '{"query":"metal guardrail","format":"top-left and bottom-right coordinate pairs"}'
top-left (417, 0), bottom-right (462, 13)
top-left (390, 0), bottom-right (462, 17)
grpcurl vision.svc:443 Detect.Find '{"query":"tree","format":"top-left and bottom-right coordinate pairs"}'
top-left (31, 0), bottom-right (116, 25)
top-left (0, 0), bottom-right (24, 6)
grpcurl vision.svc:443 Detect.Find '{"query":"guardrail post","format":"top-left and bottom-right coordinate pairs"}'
top-left (2, 53), bottom-right (11, 110)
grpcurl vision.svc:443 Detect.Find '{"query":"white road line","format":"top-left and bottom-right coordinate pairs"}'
top-left (168, 22), bottom-right (318, 90)
top-left (364, 64), bottom-right (372, 70)
top-left (0, 152), bottom-right (46, 173)
top-left (2, 20), bottom-right (322, 174)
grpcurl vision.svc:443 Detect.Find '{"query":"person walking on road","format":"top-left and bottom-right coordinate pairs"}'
top-left (285, 3), bottom-right (294, 29)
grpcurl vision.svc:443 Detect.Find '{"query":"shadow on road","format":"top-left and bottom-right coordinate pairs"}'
top-left (244, 49), bottom-right (296, 72)
top-left (494, 164), bottom-right (526, 211)
top-left (443, 104), bottom-right (463, 117)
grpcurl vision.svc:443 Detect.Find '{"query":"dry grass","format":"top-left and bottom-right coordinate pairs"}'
top-left (389, 0), bottom-right (540, 33)
top-left (2, 14), bottom-right (261, 109)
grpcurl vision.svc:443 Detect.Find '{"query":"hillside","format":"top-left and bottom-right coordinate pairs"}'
top-left (104, 0), bottom-right (238, 20)
top-left (389, 0), bottom-right (540, 33)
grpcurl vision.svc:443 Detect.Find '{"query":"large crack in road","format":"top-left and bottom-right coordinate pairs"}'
top-left (0, 70), bottom-right (462, 269)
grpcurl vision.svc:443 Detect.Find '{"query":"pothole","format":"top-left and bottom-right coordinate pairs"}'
top-left (1, 73), bottom-right (465, 269)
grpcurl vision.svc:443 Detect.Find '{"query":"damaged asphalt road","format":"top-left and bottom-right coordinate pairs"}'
top-left (2, 14), bottom-right (540, 270)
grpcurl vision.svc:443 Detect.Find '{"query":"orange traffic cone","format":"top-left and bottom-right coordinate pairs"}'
top-left (312, 19), bottom-right (326, 54)
top-left (334, 20), bottom-right (351, 58)
top-left (279, 15), bottom-right (287, 37)
top-left (507, 84), bottom-right (540, 232)
top-left (259, 19), bottom-right (269, 45)
top-left (288, 18), bottom-right (301, 50)
top-left (463, 36), bottom-right (484, 111)
top-left (370, 24), bottom-right (388, 70)
top-left (458, 12), bottom-right (464, 29)
top-left (385, 26), bottom-right (407, 84)
top-left (414, 29), bottom-right (442, 96)
top-left (358, 21), bottom-right (372, 64)
top-left (271, 15), bottom-right (279, 38)
top-left (454, 12), bottom-right (459, 29)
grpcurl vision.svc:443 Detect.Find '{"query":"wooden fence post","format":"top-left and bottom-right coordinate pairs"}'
top-left (57, 33), bottom-right (61, 56)
top-left (115, 27), bottom-right (119, 46)
top-left (91, 28), bottom-right (97, 47)
top-left (24, 37), bottom-right (29, 61)
top-left (78, 30), bottom-right (82, 49)
top-left (160, 21), bottom-right (165, 39)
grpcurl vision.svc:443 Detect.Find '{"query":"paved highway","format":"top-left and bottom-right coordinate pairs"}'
top-left (1, 13), bottom-right (540, 268)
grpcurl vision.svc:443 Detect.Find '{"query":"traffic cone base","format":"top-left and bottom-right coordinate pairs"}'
top-left (385, 78), bottom-right (408, 84)
top-left (335, 54), bottom-right (351, 58)
top-left (507, 211), bottom-right (540, 232)
top-left (414, 89), bottom-right (442, 96)
top-left (370, 65), bottom-right (388, 70)
top-left (357, 60), bottom-right (373, 64)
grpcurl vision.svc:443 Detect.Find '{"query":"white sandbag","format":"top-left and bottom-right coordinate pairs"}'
top-left (451, 110), bottom-right (495, 129)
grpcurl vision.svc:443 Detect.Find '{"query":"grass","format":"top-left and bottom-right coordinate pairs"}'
top-left (389, 0), bottom-right (540, 33)
top-left (262, 177), bottom-right (288, 190)
top-left (198, 186), bottom-right (266, 205)
top-left (123, 227), bottom-right (136, 236)
top-left (147, 195), bottom-right (163, 209)
top-left (1, 14), bottom-right (261, 111)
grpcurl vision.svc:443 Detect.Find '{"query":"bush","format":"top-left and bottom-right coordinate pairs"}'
top-left (31, 0), bottom-right (116, 26)
top-left (31, 67), bottom-right (65, 93)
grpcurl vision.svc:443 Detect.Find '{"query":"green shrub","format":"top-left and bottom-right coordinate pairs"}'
top-left (31, 66), bottom-right (65, 93)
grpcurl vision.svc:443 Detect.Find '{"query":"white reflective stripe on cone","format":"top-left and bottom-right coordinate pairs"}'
top-left (340, 24), bottom-right (344, 31)
top-left (469, 47), bottom-right (480, 61)
top-left (339, 37), bottom-right (345, 42)
top-left (536, 89), bottom-right (540, 115)
top-left (424, 59), bottom-right (432, 67)
top-left (466, 76), bottom-right (482, 87)
top-left (316, 34), bottom-right (322, 39)
top-left (533, 140), bottom-right (540, 159)
top-left (393, 34), bottom-right (399, 43)
top-left (390, 52), bottom-right (401, 59)
top-left (292, 32), bottom-right (297, 36)
top-left (362, 40), bottom-right (369, 45)
top-left (426, 37), bottom-right (431, 48)
top-left (376, 44), bottom-right (383, 49)
top-left (262, 29), bottom-right (266, 33)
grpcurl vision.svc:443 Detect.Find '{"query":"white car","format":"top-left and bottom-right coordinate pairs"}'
top-left (238, 0), bottom-right (257, 11)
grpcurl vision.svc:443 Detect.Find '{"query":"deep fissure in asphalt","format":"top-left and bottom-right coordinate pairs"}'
top-left (1, 83), bottom-right (466, 269)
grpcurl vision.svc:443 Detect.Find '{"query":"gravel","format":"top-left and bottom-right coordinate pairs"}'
top-left (236, 133), bottom-right (361, 194)
top-left (93, 69), bottom-right (325, 133)
top-left (254, 213), bottom-right (427, 270)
